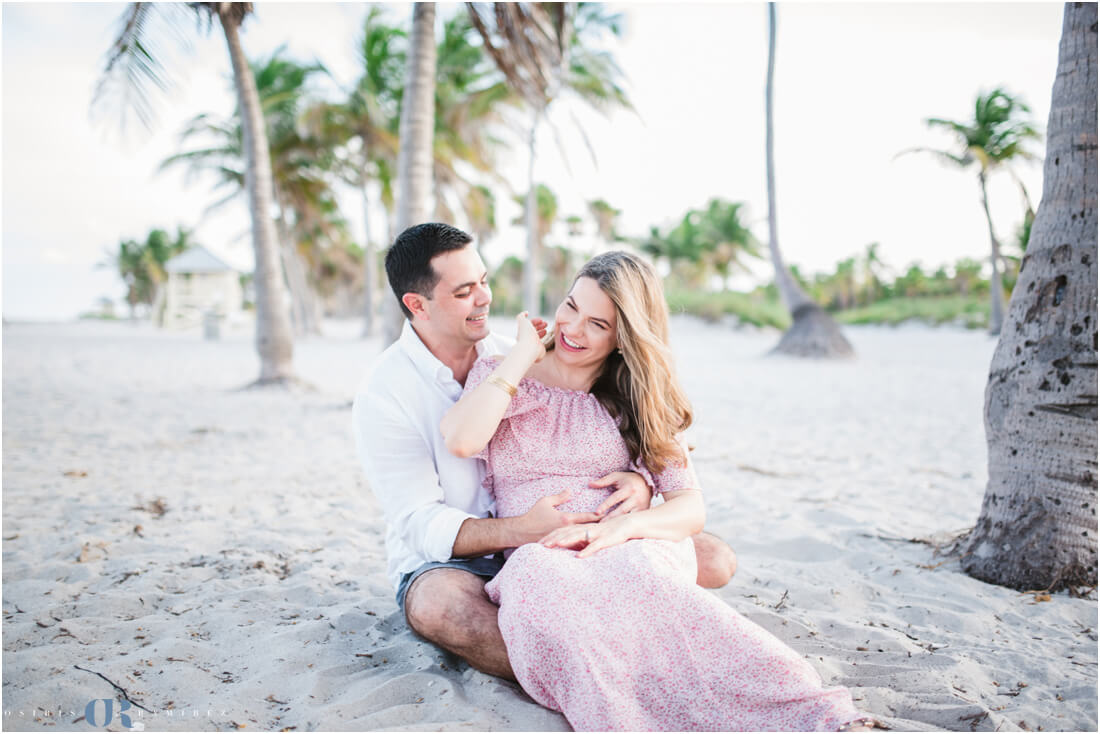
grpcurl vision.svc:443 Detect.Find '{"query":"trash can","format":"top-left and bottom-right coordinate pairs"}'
top-left (203, 310), bottom-right (222, 340)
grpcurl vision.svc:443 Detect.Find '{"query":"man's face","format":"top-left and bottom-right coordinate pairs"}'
top-left (419, 245), bottom-right (492, 346)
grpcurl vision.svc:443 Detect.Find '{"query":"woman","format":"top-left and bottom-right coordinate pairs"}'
top-left (441, 251), bottom-right (879, 731)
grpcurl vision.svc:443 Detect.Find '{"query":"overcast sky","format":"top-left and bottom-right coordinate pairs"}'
top-left (2, 2), bottom-right (1064, 320)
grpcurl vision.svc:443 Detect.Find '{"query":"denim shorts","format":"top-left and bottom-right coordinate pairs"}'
top-left (395, 554), bottom-right (506, 613)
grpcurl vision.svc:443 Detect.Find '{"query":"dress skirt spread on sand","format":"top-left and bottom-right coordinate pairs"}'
top-left (465, 357), bottom-right (865, 732)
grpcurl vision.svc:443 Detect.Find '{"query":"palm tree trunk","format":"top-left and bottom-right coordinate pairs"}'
top-left (219, 6), bottom-right (294, 381)
top-left (764, 4), bottom-right (808, 313)
top-left (523, 107), bottom-right (542, 316)
top-left (361, 181), bottom-right (377, 338)
top-left (384, 2), bottom-right (437, 346)
top-left (764, 2), bottom-right (853, 359)
top-left (978, 170), bottom-right (1008, 335)
top-left (273, 188), bottom-right (321, 337)
top-left (961, 1), bottom-right (1097, 592)
top-left (273, 197), bottom-right (304, 336)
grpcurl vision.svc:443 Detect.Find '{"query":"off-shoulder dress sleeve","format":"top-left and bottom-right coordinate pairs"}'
top-left (463, 356), bottom-right (545, 420)
top-left (630, 435), bottom-right (700, 494)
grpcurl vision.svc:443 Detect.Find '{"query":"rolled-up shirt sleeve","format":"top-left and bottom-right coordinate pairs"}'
top-left (353, 390), bottom-right (475, 563)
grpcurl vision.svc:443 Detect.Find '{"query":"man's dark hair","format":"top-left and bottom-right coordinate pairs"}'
top-left (385, 223), bottom-right (473, 319)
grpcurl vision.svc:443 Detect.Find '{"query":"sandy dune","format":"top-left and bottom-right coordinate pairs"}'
top-left (2, 317), bottom-right (1096, 731)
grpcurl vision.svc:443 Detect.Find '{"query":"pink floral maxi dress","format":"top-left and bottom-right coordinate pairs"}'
top-left (466, 358), bottom-right (864, 731)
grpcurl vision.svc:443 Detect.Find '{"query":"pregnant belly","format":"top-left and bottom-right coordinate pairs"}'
top-left (494, 475), bottom-right (615, 518)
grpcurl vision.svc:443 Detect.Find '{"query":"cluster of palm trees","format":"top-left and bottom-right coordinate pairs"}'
top-left (639, 199), bottom-right (761, 291)
top-left (95, 3), bottom-right (632, 379)
top-left (157, 12), bottom-right (525, 337)
top-left (102, 226), bottom-right (196, 319)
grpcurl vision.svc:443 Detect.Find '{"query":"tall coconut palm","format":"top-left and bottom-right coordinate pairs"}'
top-left (96, 2), bottom-right (294, 384)
top-left (764, 3), bottom-right (853, 358)
top-left (959, 2), bottom-right (1097, 592)
top-left (301, 8), bottom-right (405, 337)
top-left (898, 89), bottom-right (1040, 335)
top-left (383, 2), bottom-right (438, 346)
top-left (467, 2), bottom-right (632, 316)
top-left (162, 48), bottom-right (330, 337)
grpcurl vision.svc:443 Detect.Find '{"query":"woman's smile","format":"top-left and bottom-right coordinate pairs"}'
top-left (558, 332), bottom-right (586, 352)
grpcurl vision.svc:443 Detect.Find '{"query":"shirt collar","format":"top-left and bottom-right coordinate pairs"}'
top-left (400, 319), bottom-right (491, 386)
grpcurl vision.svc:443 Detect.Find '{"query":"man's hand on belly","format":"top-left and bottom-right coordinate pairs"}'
top-left (517, 489), bottom-right (601, 544)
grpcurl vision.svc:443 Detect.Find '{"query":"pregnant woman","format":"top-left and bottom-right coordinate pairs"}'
top-left (441, 251), bottom-right (880, 732)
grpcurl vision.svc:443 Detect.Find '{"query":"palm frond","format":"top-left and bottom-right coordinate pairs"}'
top-left (894, 146), bottom-right (970, 168)
top-left (92, 3), bottom-right (205, 132)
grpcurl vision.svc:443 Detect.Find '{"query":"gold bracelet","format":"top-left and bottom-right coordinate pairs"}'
top-left (486, 375), bottom-right (518, 397)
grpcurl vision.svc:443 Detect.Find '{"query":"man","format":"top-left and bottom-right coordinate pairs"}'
top-left (353, 223), bottom-right (737, 681)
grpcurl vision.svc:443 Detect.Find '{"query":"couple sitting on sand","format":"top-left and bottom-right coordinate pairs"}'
top-left (354, 223), bottom-right (882, 731)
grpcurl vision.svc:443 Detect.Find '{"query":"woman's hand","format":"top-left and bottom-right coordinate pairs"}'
top-left (590, 471), bottom-right (654, 521)
top-left (539, 515), bottom-right (635, 558)
top-left (515, 311), bottom-right (548, 364)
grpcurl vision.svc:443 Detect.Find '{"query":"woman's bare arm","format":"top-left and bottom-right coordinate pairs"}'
top-left (539, 488), bottom-right (705, 557)
top-left (440, 313), bottom-right (544, 458)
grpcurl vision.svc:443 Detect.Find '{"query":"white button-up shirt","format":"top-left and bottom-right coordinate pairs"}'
top-left (353, 320), bottom-right (510, 591)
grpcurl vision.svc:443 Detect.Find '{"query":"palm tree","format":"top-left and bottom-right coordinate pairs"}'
top-left (587, 198), bottom-right (621, 244)
top-left (467, 2), bottom-right (632, 315)
top-left (301, 8), bottom-right (404, 337)
top-left (898, 89), bottom-right (1040, 335)
top-left (764, 3), bottom-right (853, 358)
top-left (698, 199), bottom-right (761, 291)
top-left (383, 2), bottom-right (438, 346)
top-left (96, 2), bottom-right (294, 384)
top-left (466, 184), bottom-right (498, 256)
top-left (860, 242), bottom-right (886, 306)
top-left (959, 2), bottom-right (1097, 592)
top-left (103, 226), bottom-right (194, 318)
top-left (162, 48), bottom-right (330, 337)
top-left (512, 183), bottom-right (561, 308)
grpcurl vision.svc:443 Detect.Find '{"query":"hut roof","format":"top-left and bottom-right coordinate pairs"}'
top-left (164, 246), bottom-right (238, 274)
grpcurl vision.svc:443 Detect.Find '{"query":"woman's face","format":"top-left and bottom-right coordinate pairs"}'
top-left (553, 276), bottom-right (619, 368)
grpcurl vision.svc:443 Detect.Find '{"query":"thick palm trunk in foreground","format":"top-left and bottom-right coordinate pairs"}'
top-left (383, 2), bottom-right (437, 347)
top-left (961, 2), bottom-right (1097, 592)
top-left (219, 5), bottom-right (295, 381)
top-left (764, 2), bottom-right (853, 359)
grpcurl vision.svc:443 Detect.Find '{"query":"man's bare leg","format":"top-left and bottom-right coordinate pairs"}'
top-left (693, 531), bottom-right (738, 589)
top-left (403, 567), bottom-right (515, 681)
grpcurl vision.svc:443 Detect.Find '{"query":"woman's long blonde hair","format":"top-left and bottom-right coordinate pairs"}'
top-left (547, 251), bottom-right (693, 474)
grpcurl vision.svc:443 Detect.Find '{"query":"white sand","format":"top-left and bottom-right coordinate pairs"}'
top-left (2, 317), bottom-right (1096, 732)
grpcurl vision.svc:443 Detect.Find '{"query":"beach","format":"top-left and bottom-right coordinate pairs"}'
top-left (2, 316), bottom-right (1096, 732)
